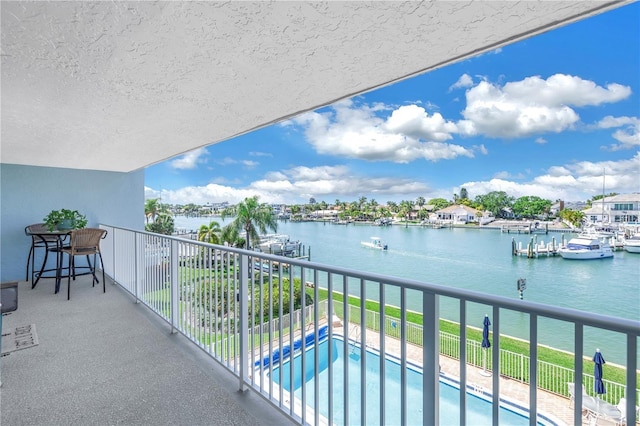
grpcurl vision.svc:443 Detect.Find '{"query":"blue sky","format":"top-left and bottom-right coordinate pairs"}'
top-left (145, 4), bottom-right (639, 206)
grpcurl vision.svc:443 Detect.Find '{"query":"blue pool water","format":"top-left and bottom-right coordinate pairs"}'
top-left (268, 336), bottom-right (553, 426)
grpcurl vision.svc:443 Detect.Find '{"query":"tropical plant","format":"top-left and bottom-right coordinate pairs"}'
top-left (144, 198), bottom-right (159, 224)
top-left (257, 277), bottom-right (313, 324)
top-left (398, 200), bottom-right (413, 227)
top-left (559, 209), bottom-right (585, 227)
top-left (512, 196), bottom-right (552, 219)
top-left (197, 221), bottom-right (221, 244)
top-left (220, 224), bottom-right (245, 247)
top-left (145, 212), bottom-right (175, 235)
top-left (221, 196), bottom-right (277, 250)
top-left (43, 209), bottom-right (87, 231)
top-left (428, 198), bottom-right (450, 210)
top-left (474, 191), bottom-right (514, 218)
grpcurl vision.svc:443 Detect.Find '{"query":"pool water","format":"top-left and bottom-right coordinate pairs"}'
top-left (268, 337), bottom-right (553, 426)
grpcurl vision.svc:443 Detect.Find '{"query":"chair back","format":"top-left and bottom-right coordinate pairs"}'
top-left (69, 228), bottom-right (107, 253)
top-left (26, 223), bottom-right (60, 241)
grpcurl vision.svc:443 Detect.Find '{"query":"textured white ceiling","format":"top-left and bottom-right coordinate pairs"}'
top-left (0, 1), bottom-right (629, 172)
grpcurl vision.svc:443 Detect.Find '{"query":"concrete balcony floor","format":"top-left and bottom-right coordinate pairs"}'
top-left (0, 276), bottom-right (293, 426)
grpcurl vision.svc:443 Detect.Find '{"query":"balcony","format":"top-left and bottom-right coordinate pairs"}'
top-left (2, 225), bottom-right (638, 425)
top-left (1, 273), bottom-right (291, 425)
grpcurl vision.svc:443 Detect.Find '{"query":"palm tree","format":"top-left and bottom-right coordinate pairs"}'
top-left (197, 221), bottom-right (221, 244)
top-left (358, 196), bottom-right (367, 209)
top-left (399, 200), bottom-right (414, 228)
top-left (220, 224), bottom-right (245, 248)
top-left (145, 198), bottom-right (159, 224)
top-left (221, 196), bottom-right (277, 250)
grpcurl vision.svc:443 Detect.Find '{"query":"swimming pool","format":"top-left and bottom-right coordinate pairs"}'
top-left (267, 335), bottom-right (557, 425)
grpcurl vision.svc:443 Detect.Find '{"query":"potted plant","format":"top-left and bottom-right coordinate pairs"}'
top-left (43, 209), bottom-right (88, 231)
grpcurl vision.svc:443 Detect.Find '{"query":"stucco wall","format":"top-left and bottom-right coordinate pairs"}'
top-left (0, 164), bottom-right (144, 282)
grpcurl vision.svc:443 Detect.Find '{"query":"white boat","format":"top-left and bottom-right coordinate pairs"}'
top-left (623, 234), bottom-right (640, 253)
top-left (257, 234), bottom-right (301, 255)
top-left (580, 225), bottom-right (617, 239)
top-left (361, 237), bottom-right (387, 250)
top-left (558, 237), bottom-right (613, 260)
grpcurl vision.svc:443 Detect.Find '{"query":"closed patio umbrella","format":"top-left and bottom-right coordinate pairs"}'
top-left (480, 315), bottom-right (491, 376)
top-left (593, 348), bottom-right (606, 420)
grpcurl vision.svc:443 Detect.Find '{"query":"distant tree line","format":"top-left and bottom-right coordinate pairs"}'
top-left (148, 189), bottom-right (619, 234)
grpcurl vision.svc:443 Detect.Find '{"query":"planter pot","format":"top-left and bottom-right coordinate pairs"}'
top-left (56, 219), bottom-right (74, 230)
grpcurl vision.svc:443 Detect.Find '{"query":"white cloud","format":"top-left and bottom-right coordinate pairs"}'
top-left (146, 165), bottom-right (430, 205)
top-left (449, 73), bottom-right (474, 91)
top-left (596, 115), bottom-right (640, 150)
top-left (150, 183), bottom-right (272, 206)
top-left (460, 74), bottom-right (631, 138)
top-left (290, 100), bottom-right (477, 163)
top-left (250, 165), bottom-right (429, 200)
top-left (212, 157), bottom-right (260, 168)
top-left (493, 171), bottom-right (525, 180)
top-left (458, 152), bottom-right (640, 201)
top-left (169, 147), bottom-right (207, 170)
top-left (249, 151), bottom-right (273, 157)
top-left (216, 157), bottom-right (238, 165)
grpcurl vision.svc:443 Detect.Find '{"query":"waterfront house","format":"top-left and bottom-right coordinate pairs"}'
top-left (584, 193), bottom-right (640, 224)
top-left (1, 3), bottom-right (638, 426)
top-left (436, 204), bottom-right (480, 224)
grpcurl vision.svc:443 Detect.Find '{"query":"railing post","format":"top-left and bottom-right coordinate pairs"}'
top-left (170, 239), bottom-right (179, 334)
top-left (135, 232), bottom-right (142, 303)
top-left (626, 333), bottom-right (637, 426)
top-left (238, 254), bottom-right (249, 392)
top-left (423, 291), bottom-right (439, 425)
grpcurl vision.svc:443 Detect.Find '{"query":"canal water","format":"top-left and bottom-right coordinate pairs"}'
top-left (174, 216), bottom-right (639, 365)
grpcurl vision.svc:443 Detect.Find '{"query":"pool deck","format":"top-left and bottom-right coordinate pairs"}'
top-left (335, 323), bottom-right (628, 426)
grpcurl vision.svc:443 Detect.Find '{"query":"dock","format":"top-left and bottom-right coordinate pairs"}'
top-left (512, 235), bottom-right (626, 258)
top-left (501, 222), bottom-right (550, 234)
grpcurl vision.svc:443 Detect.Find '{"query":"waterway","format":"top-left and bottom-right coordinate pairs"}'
top-left (174, 216), bottom-right (639, 365)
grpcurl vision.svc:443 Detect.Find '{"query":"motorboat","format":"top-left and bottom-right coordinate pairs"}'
top-left (623, 234), bottom-right (640, 253)
top-left (361, 237), bottom-right (388, 250)
top-left (558, 237), bottom-right (613, 260)
top-left (257, 234), bottom-right (301, 255)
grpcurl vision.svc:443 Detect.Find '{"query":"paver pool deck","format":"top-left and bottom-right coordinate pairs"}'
top-left (332, 323), bottom-right (630, 426)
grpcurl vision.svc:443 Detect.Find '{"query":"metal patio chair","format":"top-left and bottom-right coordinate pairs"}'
top-left (58, 228), bottom-right (107, 300)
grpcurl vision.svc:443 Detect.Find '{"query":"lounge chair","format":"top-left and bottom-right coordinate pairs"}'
top-left (613, 397), bottom-right (640, 426)
top-left (567, 382), bottom-right (587, 408)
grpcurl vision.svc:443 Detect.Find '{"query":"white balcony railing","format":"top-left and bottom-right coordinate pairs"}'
top-left (100, 225), bottom-right (639, 426)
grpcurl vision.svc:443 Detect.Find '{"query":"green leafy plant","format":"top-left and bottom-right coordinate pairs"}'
top-left (43, 209), bottom-right (88, 231)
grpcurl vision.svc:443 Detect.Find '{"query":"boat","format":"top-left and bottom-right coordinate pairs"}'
top-left (361, 237), bottom-right (388, 250)
top-left (623, 234), bottom-right (640, 253)
top-left (580, 224), bottom-right (617, 239)
top-left (257, 234), bottom-right (301, 255)
top-left (557, 237), bottom-right (613, 260)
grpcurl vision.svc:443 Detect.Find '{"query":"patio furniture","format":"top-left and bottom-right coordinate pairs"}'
top-left (583, 395), bottom-right (625, 425)
top-left (24, 223), bottom-right (69, 288)
top-left (568, 382), bottom-right (587, 409)
top-left (58, 228), bottom-right (107, 300)
top-left (614, 397), bottom-right (640, 426)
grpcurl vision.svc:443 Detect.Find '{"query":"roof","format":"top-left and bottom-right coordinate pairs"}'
top-left (1, 1), bottom-right (628, 173)
top-left (437, 204), bottom-right (479, 215)
top-left (603, 194), bottom-right (640, 203)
